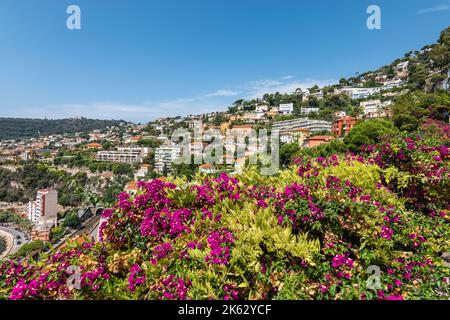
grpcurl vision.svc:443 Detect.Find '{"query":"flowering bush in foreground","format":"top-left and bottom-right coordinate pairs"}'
top-left (0, 136), bottom-right (449, 300)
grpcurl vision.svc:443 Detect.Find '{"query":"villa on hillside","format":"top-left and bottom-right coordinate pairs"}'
top-left (199, 163), bottom-right (216, 174)
top-left (303, 136), bottom-right (334, 148)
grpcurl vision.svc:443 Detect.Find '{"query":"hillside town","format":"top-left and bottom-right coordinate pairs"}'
top-left (0, 0), bottom-right (449, 304)
top-left (1, 50), bottom-right (450, 255)
top-left (0, 26), bottom-right (449, 289)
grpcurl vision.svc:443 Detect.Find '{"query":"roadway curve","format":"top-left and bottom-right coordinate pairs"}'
top-left (0, 229), bottom-right (14, 261)
top-left (0, 225), bottom-right (29, 260)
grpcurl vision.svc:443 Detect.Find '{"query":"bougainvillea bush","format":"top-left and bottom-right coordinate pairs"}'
top-left (1, 135), bottom-right (449, 300)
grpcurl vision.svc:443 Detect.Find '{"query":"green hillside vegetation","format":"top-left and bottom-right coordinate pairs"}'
top-left (0, 117), bottom-right (127, 140)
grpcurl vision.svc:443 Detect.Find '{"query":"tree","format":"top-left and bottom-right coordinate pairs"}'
top-left (51, 226), bottom-right (66, 242)
top-left (297, 139), bottom-right (348, 158)
top-left (344, 119), bottom-right (397, 152)
top-left (439, 26), bottom-right (450, 48)
top-left (392, 91), bottom-right (450, 132)
top-left (137, 139), bottom-right (162, 148)
top-left (63, 212), bottom-right (81, 229)
top-left (280, 143), bottom-right (301, 167)
top-left (14, 240), bottom-right (49, 258)
top-left (408, 63), bottom-right (428, 89)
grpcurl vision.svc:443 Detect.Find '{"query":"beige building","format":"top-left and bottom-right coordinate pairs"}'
top-left (28, 189), bottom-right (58, 224)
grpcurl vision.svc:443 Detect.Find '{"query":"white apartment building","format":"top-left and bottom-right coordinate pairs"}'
top-left (255, 104), bottom-right (269, 113)
top-left (199, 163), bottom-right (217, 175)
top-left (334, 111), bottom-right (347, 118)
top-left (280, 132), bottom-right (294, 144)
top-left (382, 79), bottom-right (406, 90)
top-left (272, 118), bottom-right (332, 133)
top-left (134, 164), bottom-right (151, 180)
top-left (341, 87), bottom-right (381, 100)
top-left (28, 189), bottom-right (58, 224)
top-left (96, 147), bottom-right (149, 164)
top-left (301, 107), bottom-right (319, 115)
top-left (279, 103), bottom-right (294, 114)
top-left (154, 143), bottom-right (182, 173)
top-left (361, 99), bottom-right (381, 115)
top-left (395, 61), bottom-right (409, 78)
top-left (438, 68), bottom-right (450, 92)
top-left (360, 99), bottom-right (391, 118)
top-left (191, 142), bottom-right (204, 158)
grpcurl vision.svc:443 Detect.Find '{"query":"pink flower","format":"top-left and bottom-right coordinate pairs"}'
top-left (319, 284), bottom-right (329, 294)
top-left (381, 226), bottom-right (393, 240)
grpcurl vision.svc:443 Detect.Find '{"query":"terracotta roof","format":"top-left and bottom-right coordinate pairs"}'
top-left (308, 136), bottom-right (334, 140)
top-left (125, 181), bottom-right (139, 190)
top-left (85, 143), bottom-right (102, 148)
top-left (199, 163), bottom-right (215, 169)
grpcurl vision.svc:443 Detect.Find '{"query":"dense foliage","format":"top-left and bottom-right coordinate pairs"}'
top-left (0, 117), bottom-right (127, 140)
top-left (0, 211), bottom-right (32, 232)
top-left (0, 162), bottom-right (128, 207)
top-left (1, 126), bottom-right (448, 300)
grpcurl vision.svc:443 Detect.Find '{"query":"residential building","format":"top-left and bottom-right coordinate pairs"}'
top-left (125, 181), bottom-right (139, 195)
top-left (85, 142), bottom-right (102, 150)
top-left (310, 90), bottom-right (324, 100)
top-left (361, 99), bottom-right (382, 117)
top-left (332, 116), bottom-right (357, 137)
top-left (240, 112), bottom-right (263, 123)
top-left (255, 104), bottom-right (269, 113)
top-left (28, 189), bottom-right (58, 224)
top-left (334, 111), bottom-right (347, 118)
top-left (360, 99), bottom-right (390, 118)
top-left (272, 118), bottom-right (332, 133)
top-left (19, 151), bottom-right (30, 161)
top-left (280, 132), bottom-right (294, 144)
top-left (0, 153), bottom-right (17, 162)
top-left (266, 108), bottom-right (280, 118)
top-left (190, 141), bottom-right (204, 158)
top-left (279, 103), bottom-right (294, 114)
top-left (304, 136), bottom-right (334, 148)
top-left (382, 79), bottom-right (406, 90)
top-left (395, 61), bottom-right (409, 79)
top-left (199, 163), bottom-right (216, 174)
top-left (31, 220), bottom-right (55, 242)
top-left (230, 124), bottom-right (254, 136)
top-left (154, 143), bottom-right (182, 174)
top-left (280, 128), bottom-right (310, 145)
top-left (341, 87), bottom-right (381, 100)
top-left (134, 164), bottom-right (152, 180)
top-left (96, 147), bottom-right (148, 164)
top-left (438, 68), bottom-right (450, 92)
top-left (300, 107), bottom-right (319, 115)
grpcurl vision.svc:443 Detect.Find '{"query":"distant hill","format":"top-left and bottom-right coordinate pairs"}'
top-left (0, 117), bottom-right (128, 140)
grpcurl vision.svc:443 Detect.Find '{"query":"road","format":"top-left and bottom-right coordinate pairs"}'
top-left (0, 225), bottom-right (29, 260)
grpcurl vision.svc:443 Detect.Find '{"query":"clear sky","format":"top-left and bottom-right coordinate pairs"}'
top-left (0, 0), bottom-right (449, 123)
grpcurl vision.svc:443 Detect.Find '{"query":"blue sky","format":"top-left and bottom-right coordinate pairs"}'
top-left (0, 0), bottom-right (449, 123)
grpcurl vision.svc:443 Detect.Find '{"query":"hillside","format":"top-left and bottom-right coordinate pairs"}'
top-left (0, 26), bottom-right (449, 302)
top-left (224, 26), bottom-right (450, 121)
top-left (0, 117), bottom-right (128, 140)
top-left (1, 121), bottom-right (449, 300)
